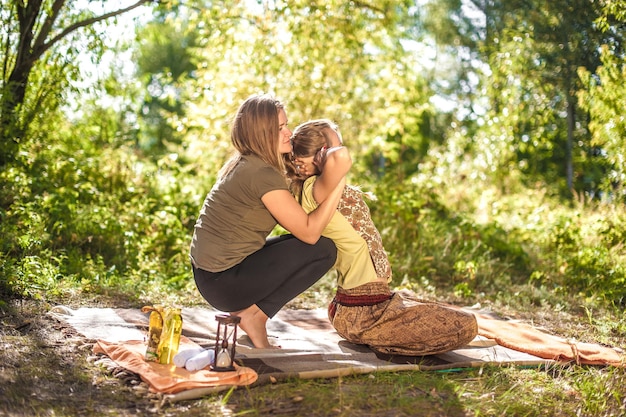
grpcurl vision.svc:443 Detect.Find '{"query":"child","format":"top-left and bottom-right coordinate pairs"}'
top-left (286, 119), bottom-right (477, 356)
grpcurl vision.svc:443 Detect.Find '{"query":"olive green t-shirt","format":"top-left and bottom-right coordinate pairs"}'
top-left (190, 154), bottom-right (288, 272)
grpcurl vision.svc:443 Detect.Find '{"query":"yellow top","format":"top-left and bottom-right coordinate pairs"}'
top-left (301, 177), bottom-right (378, 289)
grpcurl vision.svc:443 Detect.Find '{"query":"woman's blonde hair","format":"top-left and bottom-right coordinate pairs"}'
top-left (220, 94), bottom-right (286, 177)
top-left (285, 119), bottom-right (339, 200)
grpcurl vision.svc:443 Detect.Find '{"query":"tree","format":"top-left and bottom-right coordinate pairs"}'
top-left (577, 0), bottom-right (626, 201)
top-left (167, 0), bottom-right (437, 180)
top-left (0, 0), bottom-right (157, 167)
top-left (133, 16), bottom-right (199, 155)
top-left (422, 0), bottom-right (626, 197)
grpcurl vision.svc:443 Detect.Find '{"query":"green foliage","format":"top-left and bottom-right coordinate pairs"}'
top-left (363, 174), bottom-right (531, 299)
top-left (0, 102), bottom-right (200, 301)
top-left (545, 211), bottom-right (626, 304)
top-left (133, 15), bottom-right (200, 156)
top-left (0, 0), bottom-right (121, 165)
top-left (578, 45), bottom-right (626, 202)
top-left (425, 0), bottom-right (626, 197)
top-left (146, 0), bottom-right (438, 180)
top-left (2, 0), bottom-right (626, 317)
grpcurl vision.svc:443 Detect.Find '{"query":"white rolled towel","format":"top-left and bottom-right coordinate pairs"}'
top-left (173, 347), bottom-right (205, 368)
top-left (185, 349), bottom-right (216, 371)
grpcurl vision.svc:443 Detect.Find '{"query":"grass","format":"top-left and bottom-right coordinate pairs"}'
top-left (195, 364), bottom-right (625, 416)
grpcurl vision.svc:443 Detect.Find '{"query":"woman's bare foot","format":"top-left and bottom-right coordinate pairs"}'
top-left (230, 305), bottom-right (280, 349)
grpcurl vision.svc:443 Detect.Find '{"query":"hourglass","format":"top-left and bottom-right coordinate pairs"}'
top-left (211, 314), bottom-right (240, 372)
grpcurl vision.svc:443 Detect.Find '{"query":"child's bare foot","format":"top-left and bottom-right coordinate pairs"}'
top-left (230, 305), bottom-right (280, 349)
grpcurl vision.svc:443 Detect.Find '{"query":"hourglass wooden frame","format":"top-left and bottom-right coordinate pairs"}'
top-left (211, 314), bottom-right (240, 372)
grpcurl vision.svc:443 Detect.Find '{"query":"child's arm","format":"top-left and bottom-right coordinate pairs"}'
top-left (312, 146), bottom-right (352, 204)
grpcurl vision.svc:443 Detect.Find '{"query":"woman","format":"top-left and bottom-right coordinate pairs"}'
top-left (190, 96), bottom-right (351, 348)
top-left (287, 119), bottom-right (477, 356)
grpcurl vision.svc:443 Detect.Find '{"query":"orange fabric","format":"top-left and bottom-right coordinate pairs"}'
top-left (474, 312), bottom-right (624, 367)
top-left (93, 336), bottom-right (258, 394)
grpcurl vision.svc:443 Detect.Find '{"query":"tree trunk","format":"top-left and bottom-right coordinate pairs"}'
top-left (566, 93), bottom-right (575, 193)
top-left (0, 63), bottom-right (33, 166)
top-left (0, 1), bottom-right (42, 163)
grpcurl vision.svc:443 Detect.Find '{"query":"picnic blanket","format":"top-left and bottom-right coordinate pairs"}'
top-left (48, 304), bottom-right (624, 402)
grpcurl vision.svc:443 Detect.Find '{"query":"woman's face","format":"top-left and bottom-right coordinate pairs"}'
top-left (277, 109), bottom-right (293, 154)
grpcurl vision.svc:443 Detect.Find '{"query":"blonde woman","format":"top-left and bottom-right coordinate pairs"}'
top-left (190, 97), bottom-right (350, 349)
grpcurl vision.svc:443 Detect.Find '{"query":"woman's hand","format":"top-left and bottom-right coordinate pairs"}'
top-left (294, 146), bottom-right (342, 177)
top-left (262, 177), bottom-right (347, 244)
top-left (293, 158), bottom-right (313, 177)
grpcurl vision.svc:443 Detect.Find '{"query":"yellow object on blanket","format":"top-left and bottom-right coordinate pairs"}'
top-left (93, 336), bottom-right (258, 394)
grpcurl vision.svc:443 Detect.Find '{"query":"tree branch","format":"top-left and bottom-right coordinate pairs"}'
top-left (30, 0), bottom-right (155, 64)
top-left (15, 0), bottom-right (43, 68)
top-left (32, 0), bottom-right (66, 58)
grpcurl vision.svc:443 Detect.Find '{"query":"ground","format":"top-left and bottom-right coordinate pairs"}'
top-left (0, 298), bottom-right (267, 417)
top-left (1, 299), bottom-right (156, 416)
top-left (1, 296), bottom-right (623, 417)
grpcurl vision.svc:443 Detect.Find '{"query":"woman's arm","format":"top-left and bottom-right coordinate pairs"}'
top-left (262, 176), bottom-right (347, 244)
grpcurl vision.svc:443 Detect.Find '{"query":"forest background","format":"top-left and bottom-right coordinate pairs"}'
top-left (1, 1), bottom-right (625, 416)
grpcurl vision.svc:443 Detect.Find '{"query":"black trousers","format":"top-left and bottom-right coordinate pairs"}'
top-left (193, 235), bottom-right (337, 318)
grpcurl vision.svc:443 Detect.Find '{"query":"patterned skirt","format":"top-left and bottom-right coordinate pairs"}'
top-left (329, 281), bottom-right (478, 356)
